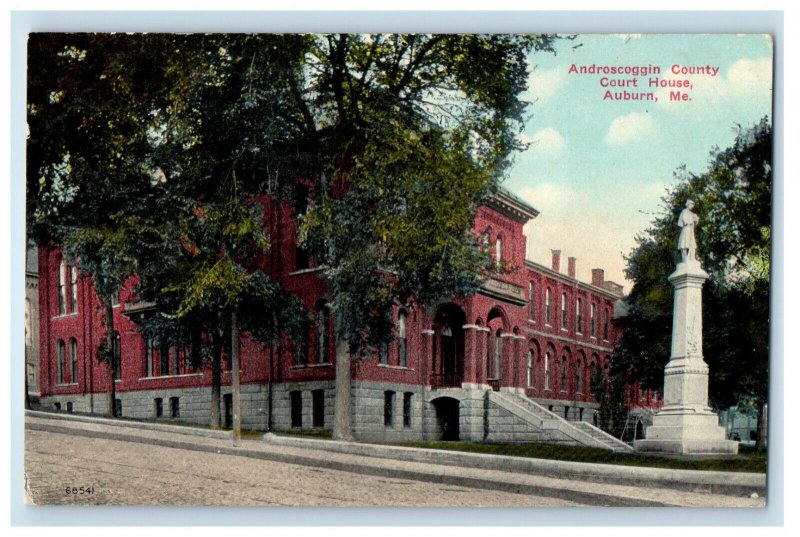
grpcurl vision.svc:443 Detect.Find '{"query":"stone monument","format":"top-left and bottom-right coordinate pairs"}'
top-left (635, 200), bottom-right (738, 455)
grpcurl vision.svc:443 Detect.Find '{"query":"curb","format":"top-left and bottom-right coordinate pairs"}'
top-left (262, 434), bottom-right (766, 497)
top-left (25, 419), bottom-right (670, 507)
top-left (25, 409), bottom-right (234, 440)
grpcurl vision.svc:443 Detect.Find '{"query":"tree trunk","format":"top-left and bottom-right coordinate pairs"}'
top-left (105, 297), bottom-right (117, 417)
top-left (210, 337), bottom-right (222, 428)
top-left (231, 311), bottom-right (242, 445)
top-left (332, 336), bottom-right (353, 441)
top-left (757, 402), bottom-right (768, 450)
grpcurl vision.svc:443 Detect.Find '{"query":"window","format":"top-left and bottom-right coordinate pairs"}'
top-left (111, 291), bottom-right (120, 307)
top-left (561, 293), bottom-right (567, 329)
top-left (403, 392), bottom-right (412, 428)
top-left (480, 230), bottom-right (490, 252)
top-left (316, 305), bottom-right (330, 364)
top-left (25, 299), bottom-right (32, 347)
top-left (69, 338), bottom-right (78, 383)
top-left (495, 237), bottom-right (503, 266)
top-left (58, 261), bottom-right (67, 315)
top-left (603, 310), bottom-right (609, 340)
top-left (294, 183), bottom-right (311, 270)
top-left (398, 310), bottom-right (408, 367)
top-left (576, 299), bottom-right (583, 334)
top-left (527, 349), bottom-right (534, 388)
top-left (113, 332), bottom-right (121, 380)
top-left (57, 340), bottom-right (65, 384)
top-left (54, 402), bottom-right (61, 411)
top-left (155, 397), bottom-right (163, 418)
top-left (576, 359), bottom-right (583, 394)
top-left (69, 265), bottom-right (78, 313)
top-left (528, 282), bottom-right (536, 321)
top-left (66, 402), bottom-right (73, 413)
top-left (159, 343), bottom-right (170, 377)
top-left (560, 356), bottom-right (567, 392)
top-left (290, 391), bottom-right (302, 428)
top-left (144, 336), bottom-right (155, 377)
top-left (379, 340), bottom-right (389, 365)
top-left (384, 391), bottom-right (395, 427)
top-left (544, 352), bottom-right (551, 390)
top-left (545, 289), bottom-right (552, 325)
top-left (170, 397), bottom-right (180, 418)
top-left (312, 389), bottom-right (324, 428)
top-left (115, 399), bottom-right (122, 416)
top-left (590, 304), bottom-right (596, 337)
top-left (564, 406), bottom-right (570, 420)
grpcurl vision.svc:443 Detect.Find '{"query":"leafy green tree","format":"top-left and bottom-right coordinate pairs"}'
top-left (614, 118), bottom-right (772, 445)
top-left (282, 34), bottom-right (555, 439)
top-left (28, 33), bottom-right (556, 438)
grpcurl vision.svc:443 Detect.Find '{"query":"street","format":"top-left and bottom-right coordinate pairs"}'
top-left (24, 429), bottom-right (580, 507)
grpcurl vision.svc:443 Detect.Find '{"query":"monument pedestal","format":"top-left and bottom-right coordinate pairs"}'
top-left (635, 259), bottom-right (738, 455)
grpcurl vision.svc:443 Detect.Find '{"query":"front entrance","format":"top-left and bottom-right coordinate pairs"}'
top-left (432, 397), bottom-right (460, 441)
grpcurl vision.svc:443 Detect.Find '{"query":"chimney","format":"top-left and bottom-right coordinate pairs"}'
top-left (568, 257), bottom-right (577, 279)
top-left (591, 268), bottom-right (605, 288)
top-left (551, 249), bottom-right (561, 273)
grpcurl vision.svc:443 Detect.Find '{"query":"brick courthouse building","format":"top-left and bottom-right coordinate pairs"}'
top-left (37, 188), bottom-right (644, 450)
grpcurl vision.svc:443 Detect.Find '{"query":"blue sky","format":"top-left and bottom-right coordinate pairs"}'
top-left (506, 34), bottom-right (773, 289)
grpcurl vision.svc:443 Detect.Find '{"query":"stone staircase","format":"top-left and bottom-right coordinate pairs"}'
top-left (488, 391), bottom-right (633, 453)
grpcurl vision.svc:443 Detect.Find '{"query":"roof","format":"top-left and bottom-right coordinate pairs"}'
top-left (486, 186), bottom-right (540, 224)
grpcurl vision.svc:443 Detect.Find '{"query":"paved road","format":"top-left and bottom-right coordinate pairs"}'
top-left (24, 429), bottom-right (581, 507)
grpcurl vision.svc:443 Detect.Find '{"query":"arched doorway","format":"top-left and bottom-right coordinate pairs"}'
top-left (432, 397), bottom-right (460, 441)
top-left (432, 304), bottom-right (466, 388)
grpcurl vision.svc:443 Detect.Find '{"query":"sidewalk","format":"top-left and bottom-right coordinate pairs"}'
top-left (24, 410), bottom-right (766, 508)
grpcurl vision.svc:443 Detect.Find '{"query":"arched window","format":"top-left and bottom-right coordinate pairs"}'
top-left (57, 340), bottom-right (65, 384)
top-left (560, 355), bottom-right (567, 392)
top-left (397, 310), bottom-right (408, 367)
top-left (528, 282), bottom-right (536, 321)
top-left (527, 349), bottom-right (534, 388)
top-left (69, 338), bottom-right (78, 384)
top-left (545, 288), bottom-right (552, 325)
top-left (561, 293), bottom-right (568, 329)
top-left (590, 303), bottom-right (596, 337)
top-left (576, 298), bottom-right (583, 334)
top-left (544, 352), bottom-right (551, 391)
top-left (576, 359), bottom-right (583, 395)
top-left (495, 237), bottom-right (503, 266)
top-left (57, 260), bottom-right (67, 315)
top-left (316, 304), bottom-right (330, 364)
top-left (69, 265), bottom-right (79, 313)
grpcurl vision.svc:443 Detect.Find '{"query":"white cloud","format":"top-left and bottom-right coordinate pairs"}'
top-left (604, 112), bottom-right (656, 147)
top-left (525, 127), bottom-right (566, 152)
top-left (527, 66), bottom-right (566, 102)
top-left (727, 57), bottom-right (773, 96)
top-left (655, 56), bottom-right (772, 110)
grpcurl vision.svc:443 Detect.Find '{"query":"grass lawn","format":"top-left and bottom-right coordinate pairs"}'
top-left (388, 440), bottom-right (766, 473)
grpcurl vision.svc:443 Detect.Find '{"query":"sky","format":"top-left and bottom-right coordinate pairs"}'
top-left (504, 34), bottom-right (774, 290)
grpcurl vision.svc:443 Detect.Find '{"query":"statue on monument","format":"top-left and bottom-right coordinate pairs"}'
top-left (677, 200), bottom-right (699, 262)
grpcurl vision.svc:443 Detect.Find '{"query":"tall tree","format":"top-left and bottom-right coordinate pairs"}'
top-left (282, 34), bottom-right (555, 439)
top-left (614, 118), bottom-right (772, 443)
top-left (28, 33), bottom-right (556, 437)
